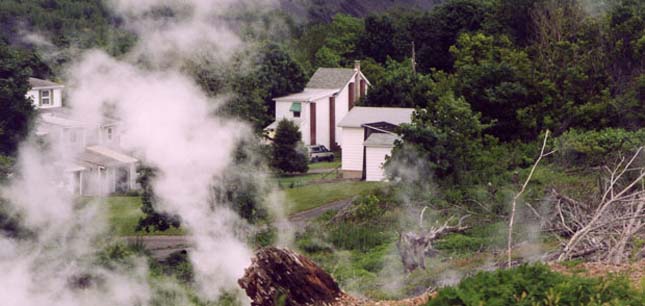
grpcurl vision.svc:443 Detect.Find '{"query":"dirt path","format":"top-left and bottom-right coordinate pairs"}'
top-left (288, 198), bottom-right (353, 228)
top-left (124, 197), bottom-right (354, 259)
top-left (123, 235), bottom-right (190, 260)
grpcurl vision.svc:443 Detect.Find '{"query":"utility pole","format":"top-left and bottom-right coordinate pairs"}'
top-left (411, 41), bottom-right (417, 75)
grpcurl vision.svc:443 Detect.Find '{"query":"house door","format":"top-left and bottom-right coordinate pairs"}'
top-left (310, 103), bottom-right (316, 145)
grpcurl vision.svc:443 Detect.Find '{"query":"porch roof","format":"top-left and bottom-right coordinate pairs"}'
top-left (274, 88), bottom-right (338, 102)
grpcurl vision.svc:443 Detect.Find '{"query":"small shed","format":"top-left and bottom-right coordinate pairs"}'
top-left (363, 133), bottom-right (399, 181)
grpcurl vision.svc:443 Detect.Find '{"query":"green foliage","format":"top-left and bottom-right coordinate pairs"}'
top-left (0, 0), bottom-right (135, 57)
top-left (361, 59), bottom-right (436, 108)
top-left (271, 119), bottom-right (308, 174)
top-left (451, 32), bottom-right (539, 140)
top-left (328, 223), bottom-right (392, 252)
top-left (555, 128), bottom-right (645, 167)
top-left (135, 166), bottom-right (182, 233)
top-left (413, 0), bottom-right (491, 72)
top-left (152, 250), bottom-right (194, 284)
top-left (427, 264), bottom-right (645, 306)
top-left (390, 92), bottom-right (485, 184)
top-left (0, 43), bottom-right (36, 156)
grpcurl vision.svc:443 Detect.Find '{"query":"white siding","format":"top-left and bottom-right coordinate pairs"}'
top-left (365, 146), bottom-right (391, 181)
top-left (275, 100), bottom-right (309, 145)
top-left (335, 82), bottom-right (350, 146)
top-left (341, 127), bottom-right (364, 171)
top-left (27, 88), bottom-right (63, 109)
top-left (312, 96), bottom-right (330, 148)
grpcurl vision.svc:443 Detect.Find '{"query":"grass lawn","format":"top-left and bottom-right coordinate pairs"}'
top-left (276, 173), bottom-right (327, 188)
top-left (285, 181), bottom-right (384, 214)
top-left (308, 160), bottom-right (341, 170)
top-left (106, 196), bottom-right (185, 236)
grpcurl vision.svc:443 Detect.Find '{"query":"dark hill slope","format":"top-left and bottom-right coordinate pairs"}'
top-left (279, 0), bottom-right (443, 22)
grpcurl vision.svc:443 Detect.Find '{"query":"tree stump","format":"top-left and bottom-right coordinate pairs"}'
top-left (238, 247), bottom-right (342, 306)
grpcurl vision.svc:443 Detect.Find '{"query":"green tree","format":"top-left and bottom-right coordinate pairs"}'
top-left (361, 59), bottom-right (435, 108)
top-left (358, 11), bottom-right (415, 64)
top-left (254, 43), bottom-right (307, 127)
top-left (412, 0), bottom-right (491, 72)
top-left (0, 43), bottom-right (36, 156)
top-left (389, 92), bottom-right (485, 184)
top-left (271, 119), bottom-right (308, 174)
top-left (314, 46), bottom-right (341, 67)
top-left (136, 166), bottom-right (181, 233)
top-left (450, 32), bottom-right (541, 140)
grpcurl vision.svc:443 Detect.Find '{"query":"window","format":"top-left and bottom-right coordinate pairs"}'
top-left (40, 90), bottom-right (52, 106)
top-left (107, 128), bottom-right (113, 140)
top-left (290, 102), bottom-right (302, 118)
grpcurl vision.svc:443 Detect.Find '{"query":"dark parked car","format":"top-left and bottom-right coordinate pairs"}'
top-left (307, 145), bottom-right (334, 162)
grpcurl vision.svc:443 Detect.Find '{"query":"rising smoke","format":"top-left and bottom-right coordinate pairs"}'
top-left (0, 0), bottom-right (281, 305)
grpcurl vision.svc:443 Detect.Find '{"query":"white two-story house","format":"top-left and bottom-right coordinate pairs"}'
top-left (29, 78), bottom-right (138, 196)
top-left (27, 78), bottom-right (64, 109)
top-left (266, 61), bottom-right (370, 150)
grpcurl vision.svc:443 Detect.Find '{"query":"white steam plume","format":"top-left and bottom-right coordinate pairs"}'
top-left (1, 0), bottom-right (281, 304)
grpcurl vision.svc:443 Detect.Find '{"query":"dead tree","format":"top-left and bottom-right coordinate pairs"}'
top-left (508, 131), bottom-right (554, 267)
top-left (552, 147), bottom-right (645, 264)
top-left (397, 214), bottom-right (469, 273)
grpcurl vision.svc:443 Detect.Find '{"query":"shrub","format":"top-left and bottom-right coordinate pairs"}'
top-left (555, 128), bottom-right (645, 167)
top-left (328, 223), bottom-right (390, 252)
top-left (427, 264), bottom-right (645, 306)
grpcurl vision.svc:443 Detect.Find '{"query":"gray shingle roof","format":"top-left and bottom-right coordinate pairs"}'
top-left (306, 68), bottom-right (356, 89)
top-left (363, 133), bottom-right (399, 148)
top-left (338, 107), bottom-right (414, 128)
top-left (29, 77), bottom-right (63, 88)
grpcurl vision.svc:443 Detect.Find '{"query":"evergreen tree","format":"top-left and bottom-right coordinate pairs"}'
top-left (271, 119), bottom-right (308, 174)
top-left (0, 43), bottom-right (35, 156)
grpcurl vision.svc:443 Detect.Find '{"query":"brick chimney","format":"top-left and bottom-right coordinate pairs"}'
top-left (354, 60), bottom-right (365, 98)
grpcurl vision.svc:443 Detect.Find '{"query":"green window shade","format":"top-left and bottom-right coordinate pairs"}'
top-left (290, 102), bottom-right (302, 112)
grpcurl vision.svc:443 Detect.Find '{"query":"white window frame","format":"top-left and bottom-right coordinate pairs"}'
top-left (40, 89), bottom-right (53, 106)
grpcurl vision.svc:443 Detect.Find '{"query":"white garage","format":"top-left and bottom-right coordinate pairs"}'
top-left (338, 107), bottom-right (413, 181)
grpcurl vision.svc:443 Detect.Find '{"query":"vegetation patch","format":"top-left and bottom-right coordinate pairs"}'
top-left (285, 181), bottom-right (384, 214)
top-left (427, 264), bottom-right (645, 306)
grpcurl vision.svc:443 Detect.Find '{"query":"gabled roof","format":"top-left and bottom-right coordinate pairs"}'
top-left (306, 68), bottom-right (357, 89)
top-left (338, 107), bottom-right (414, 128)
top-left (39, 112), bottom-right (87, 128)
top-left (29, 77), bottom-right (63, 89)
top-left (86, 146), bottom-right (138, 164)
top-left (274, 88), bottom-right (338, 102)
top-left (363, 121), bottom-right (399, 133)
top-left (363, 133), bottom-right (399, 148)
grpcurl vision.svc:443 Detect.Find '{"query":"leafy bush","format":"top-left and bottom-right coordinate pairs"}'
top-left (434, 234), bottom-right (486, 254)
top-left (555, 128), bottom-right (645, 167)
top-left (427, 264), bottom-right (645, 306)
top-left (328, 223), bottom-right (391, 252)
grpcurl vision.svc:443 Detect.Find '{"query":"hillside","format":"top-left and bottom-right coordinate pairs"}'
top-left (279, 0), bottom-right (443, 22)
